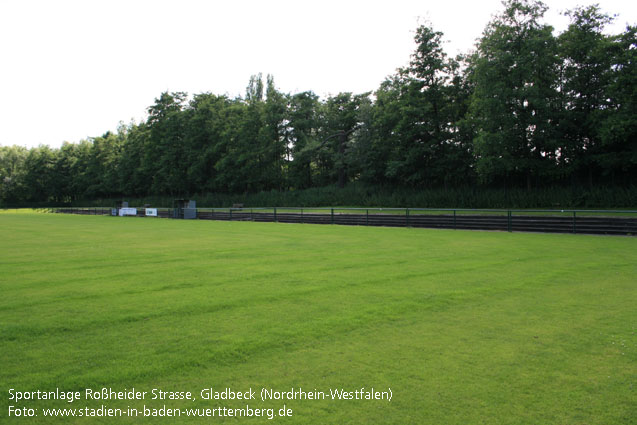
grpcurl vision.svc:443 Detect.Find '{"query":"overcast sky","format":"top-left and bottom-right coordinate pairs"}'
top-left (1, 0), bottom-right (635, 149)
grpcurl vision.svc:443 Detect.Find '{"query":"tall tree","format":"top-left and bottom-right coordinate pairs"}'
top-left (558, 5), bottom-right (615, 186)
top-left (320, 92), bottom-right (366, 187)
top-left (288, 91), bottom-right (320, 189)
top-left (376, 23), bottom-right (473, 187)
top-left (84, 130), bottom-right (124, 198)
top-left (241, 74), bottom-right (267, 191)
top-left (469, 0), bottom-right (560, 188)
top-left (145, 91), bottom-right (189, 195)
top-left (118, 122), bottom-right (151, 196)
top-left (0, 146), bottom-right (28, 202)
top-left (51, 142), bottom-right (79, 202)
top-left (22, 146), bottom-right (57, 202)
top-left (183, 93), bottom-right (230, 193)
top-left (263, 75), bottom-right (289, 190)
top-left (598, 25), bottom-right (637, 185)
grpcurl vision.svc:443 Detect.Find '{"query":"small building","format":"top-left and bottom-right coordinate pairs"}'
top-left (173, 199), bottom-right (196, 219)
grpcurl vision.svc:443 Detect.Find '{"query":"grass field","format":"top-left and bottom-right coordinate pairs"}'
top-left (1, 212), bottom-right (635, 424)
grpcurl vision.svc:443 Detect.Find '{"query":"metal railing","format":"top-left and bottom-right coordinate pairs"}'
top-left (49, 206), bottom-right (637, 236)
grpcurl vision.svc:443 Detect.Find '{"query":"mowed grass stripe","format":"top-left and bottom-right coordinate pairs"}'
top-left (1, 213), bottom-right (635, 424)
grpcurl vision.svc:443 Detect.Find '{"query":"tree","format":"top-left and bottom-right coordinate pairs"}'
top-left (375, 23), bottom-right (474, 187)
top-left (211, 95), bottom-right (255, 193)
top-left (145, 91), bottom-right (189, 195)
top-left (51, 142), bottom-right (79, 202)
top-left (288, 91), bottom-right (320, 189)
top-left (83, 130), bottom-right (124, 198)
top-left (263, 75), bottom-right (289, 190)
top-left (469, 0), bottom-right (560, 189)
top-left (558, 5), bottom-right (615, 186)
top-left (22, 146), bottom-right (57, 202)
top-left (0, 146), bottom-right (28, 203)
top-left (598, 25), bottom-right (637, 185)
top-left (240, 74), bottom-right (267, 192)
top-left (320, 92), bottom-right (367, 187)
top-left (183, 93), bottom-right (230, 193)
top-left (118, 122), bottom-right (151, 196)
top-left (343, 94), bottom-right (378, 184)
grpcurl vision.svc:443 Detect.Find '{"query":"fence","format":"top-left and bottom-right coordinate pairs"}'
top-left (48, 207), bottom-right (637, 236)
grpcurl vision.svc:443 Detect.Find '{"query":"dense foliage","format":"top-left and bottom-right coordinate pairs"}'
top-left (1, 1), bottom-right (635, 207)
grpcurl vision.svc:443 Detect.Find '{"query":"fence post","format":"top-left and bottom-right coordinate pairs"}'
top-left (406, 208), bottom-right (410, 227)
top-left (572, 211), bottom-right (576, 234)
top-left (301, 208), bottom-right (304, 224)
top-left (274, 207), bottom-right (277, 222)
top-left (366, 209), bottom-right (369, 226)
top-left (331, 208), bottom-right (334, 224)
top-left (454, 210), bottom-right (457, 230)
top-left (230, 208), bottom-right (233, 221)
top-left (507, 210), bottom-right (512, 232)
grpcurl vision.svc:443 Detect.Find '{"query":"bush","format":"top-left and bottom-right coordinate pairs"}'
top-left (24, 184), bottom-right (633, 210)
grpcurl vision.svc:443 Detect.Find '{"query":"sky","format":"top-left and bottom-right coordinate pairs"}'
top-left (1, 0), bottom-right (635, 149)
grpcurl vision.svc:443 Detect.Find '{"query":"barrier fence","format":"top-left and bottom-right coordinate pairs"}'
top-left (47, 207), bottom-right (637, 236)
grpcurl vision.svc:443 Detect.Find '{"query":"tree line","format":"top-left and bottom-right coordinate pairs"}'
top-left (1, 0), bottom-right (635, 206)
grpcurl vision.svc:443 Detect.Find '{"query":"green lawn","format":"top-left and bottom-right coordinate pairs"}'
top-left (1, 213), bottom-right (635, 424)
